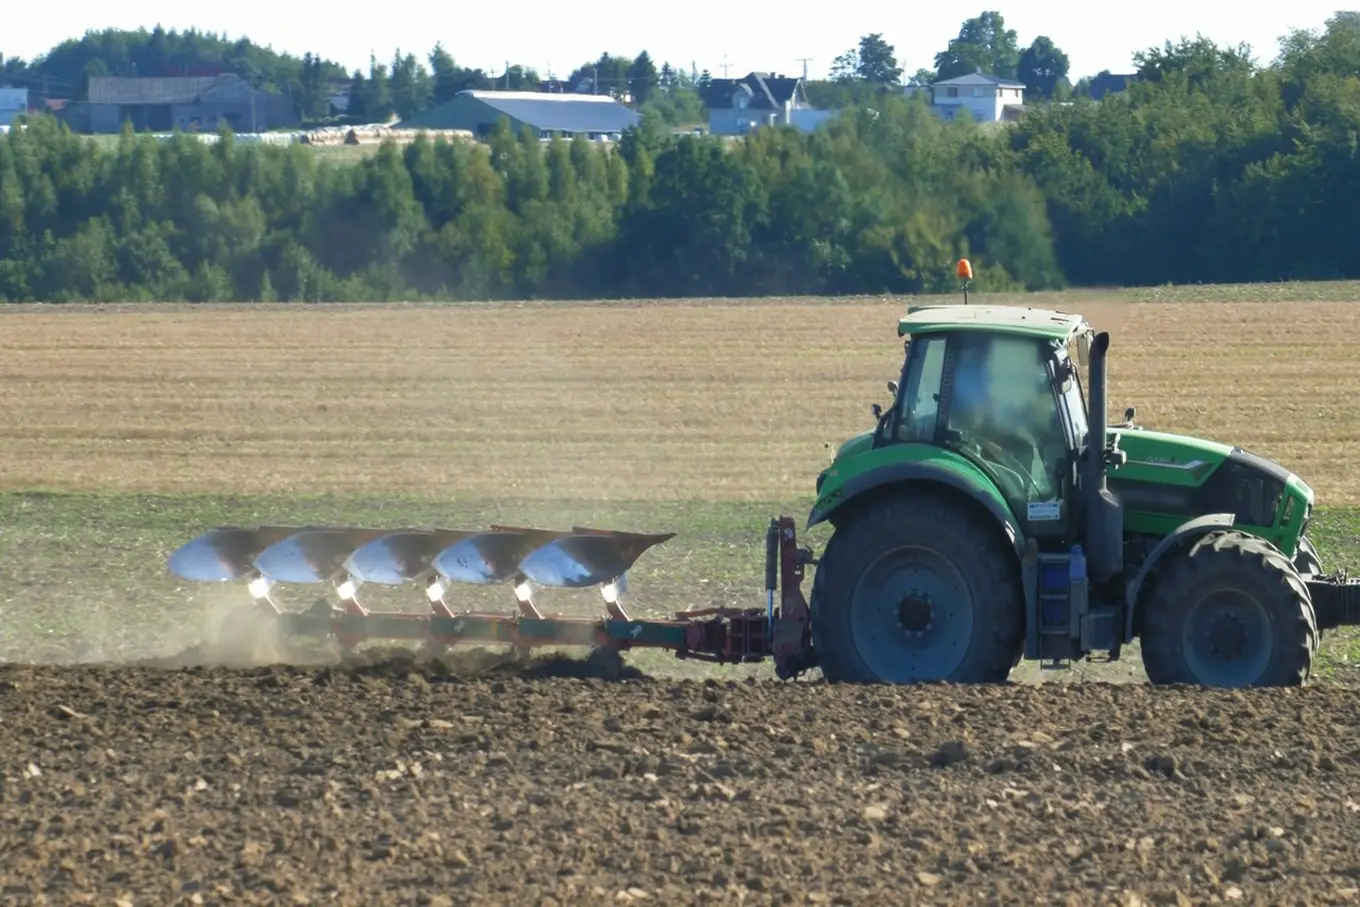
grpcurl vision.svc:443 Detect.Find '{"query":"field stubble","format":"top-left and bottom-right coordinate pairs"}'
top-left (1, 292), bottom-right (1357, 505)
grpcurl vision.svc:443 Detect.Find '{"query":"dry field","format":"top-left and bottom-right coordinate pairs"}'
top-left (4, 287), bottom-right (1360, 905)
top-left (1, 290), bottom-right (1357, 506)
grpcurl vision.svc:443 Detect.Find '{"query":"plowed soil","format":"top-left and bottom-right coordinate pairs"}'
top-left (5, 651), bottom-right (1360, 906)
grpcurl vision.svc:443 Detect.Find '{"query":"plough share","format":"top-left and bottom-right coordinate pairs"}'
top-left (168, 517), bottom-right (821, 679)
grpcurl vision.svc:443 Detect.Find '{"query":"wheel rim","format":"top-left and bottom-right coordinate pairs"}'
top-left (849, 545), bottom-right (973, 682)
top-left (1180, 587), bottom-right (1273, 687)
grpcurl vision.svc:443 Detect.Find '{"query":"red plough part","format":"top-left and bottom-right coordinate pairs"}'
top-left (167, 517), bottom-right (819, 679)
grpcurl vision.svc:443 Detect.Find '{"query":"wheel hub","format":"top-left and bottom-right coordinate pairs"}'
top-left (1207, 613), bottom-right (1249, 660)
top-left (1178, 588), bottom-right (1274, 687)
top-left (848, 546), bottom-right (974, 682)
top-left (898, 593), bottom-right (933, 636)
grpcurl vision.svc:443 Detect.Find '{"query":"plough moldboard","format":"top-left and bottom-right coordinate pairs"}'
top-left (167, 517), bottom-right (820, 679)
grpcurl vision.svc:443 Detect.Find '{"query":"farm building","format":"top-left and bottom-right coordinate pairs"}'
top-left (62, 75), bottom-right (298, 134)
top-left (397, 90), bottom-right (639, 139)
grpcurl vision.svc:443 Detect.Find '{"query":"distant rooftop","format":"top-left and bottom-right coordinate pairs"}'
top-left (87, 74), bottom-right (258, 105)
top-left (701, 72), bottom-right (805, 110)
top-left (400, 89), bottom-right (640, 134)
top-left (466, 89), bottom-right (624, 105)
top-left (933, 70), bottom-right (1027, 90)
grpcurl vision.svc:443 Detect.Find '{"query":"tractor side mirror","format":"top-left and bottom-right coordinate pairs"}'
top-left (872, 403), bottom-right (884, 420)
top-left (887, 380), bottom-right (898, 396)
top-left (1076, 330), bottom-right (1092, 367)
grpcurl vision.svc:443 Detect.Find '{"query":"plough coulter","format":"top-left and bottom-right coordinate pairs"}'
top-left (166, 267), bottom-right (1360, 687)
top-left (167, 518), bottom-right (821, 678)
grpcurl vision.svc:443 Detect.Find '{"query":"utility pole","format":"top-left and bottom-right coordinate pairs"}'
top-left (721, 55), bottom-right (730, 78)
top-left (797, 58), bottom-right (812, 80)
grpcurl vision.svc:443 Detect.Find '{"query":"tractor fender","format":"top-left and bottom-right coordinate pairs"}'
top-left (1123, 512), bottom-right (1236, 641)
top-left (808, 462), bottom-right (1023, 559)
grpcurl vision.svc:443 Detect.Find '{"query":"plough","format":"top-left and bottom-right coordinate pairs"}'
top-left (167, 517), bottom-right (821, 679)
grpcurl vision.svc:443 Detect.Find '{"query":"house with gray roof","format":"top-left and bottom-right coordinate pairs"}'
top-left (396, 90), bottom-right (639, 140)
top-left (916, 69), bottom-right (1027, 122)
top-left (701, 72), bottom-right (836, 135)
top-left (63, 74), bottom-right (297, 134)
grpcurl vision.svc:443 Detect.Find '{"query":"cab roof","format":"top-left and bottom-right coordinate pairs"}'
top-left (898, 304), bottom-right (1089, 341)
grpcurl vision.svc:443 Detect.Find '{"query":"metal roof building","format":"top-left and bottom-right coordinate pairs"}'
top-left (397, 90), bottom-right (639, 139)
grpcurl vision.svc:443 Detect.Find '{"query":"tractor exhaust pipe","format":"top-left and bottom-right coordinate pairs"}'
top-left (1082, 332), bottom-right (1124, 582)
top-left (1085, 331), bottom-right (1110, 488)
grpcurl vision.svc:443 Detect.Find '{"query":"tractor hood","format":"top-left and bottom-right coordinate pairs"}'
top-left (1111, 426), bottom-right (1236, 483)
top-left (1112, 425), bottom-right (1306, 494)
top-left (1109, 424), bottom-right (1314, 529)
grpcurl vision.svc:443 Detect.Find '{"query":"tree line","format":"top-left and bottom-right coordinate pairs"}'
top-left (3, 15), bottom-right (1360, 302)
top-left (2, 15), bottom-right (1071, 127)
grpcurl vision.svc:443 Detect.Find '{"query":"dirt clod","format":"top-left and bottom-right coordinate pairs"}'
top-left (2, 661), bottom-right (1360, 904)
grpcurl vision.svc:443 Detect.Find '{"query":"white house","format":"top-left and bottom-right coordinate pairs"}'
top-left (0, 88), bottom-right (29, 127)
top-left (918, 70), bottom-right (1025, 123)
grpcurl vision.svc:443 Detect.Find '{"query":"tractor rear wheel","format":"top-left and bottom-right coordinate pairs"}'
top-left (810, 487), bottom-right (1024, 684)
top-left (1139, 531), bottom-right (1316, 687)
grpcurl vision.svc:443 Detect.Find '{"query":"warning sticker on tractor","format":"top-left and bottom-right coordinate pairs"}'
top-left (1027, 501), bottom-right (1061, 521)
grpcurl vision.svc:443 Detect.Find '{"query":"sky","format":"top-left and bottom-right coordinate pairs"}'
top-left (3, 0), bottom-right (1353, 83)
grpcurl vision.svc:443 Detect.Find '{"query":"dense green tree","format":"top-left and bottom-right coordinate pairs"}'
top-left (296, 53), bottom-right (330, 121)
top-left (627, 51), bottom-right (659, 105)
top-left (3, 27), bottom-right (348, 117)
top-left (935, 11), bottom-right (1022, 80)
top-left (1132, 35), bottom-right (1255, 88)
top-left (389, 51), bottom-right (433, 121)
top-left (11, 18), bottom-right (1360, 301)
top-left (361, 54), bottom-right (395, 123)
top-left (1017, 37), bottom-right (1070, 99)
top-left (833, 33), bottom-right (904, 86)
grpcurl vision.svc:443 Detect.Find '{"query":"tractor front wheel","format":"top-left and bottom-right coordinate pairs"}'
top-left (1294, 535), bottom-right (1323, 578)
top-left (1139, 531), bottom-right (1316, 687)
top-left (810, 487), bottom-right (1024, 684)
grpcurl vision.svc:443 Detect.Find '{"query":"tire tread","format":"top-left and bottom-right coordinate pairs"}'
top-left (810, 486), bottom-right (1024, 684)
top-left (1139, 530), bottom-right (1315, 687)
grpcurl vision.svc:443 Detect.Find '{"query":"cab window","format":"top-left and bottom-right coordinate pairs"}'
top-left (945, 333), bottom-right (1067, 502)
top-left (890, 335), bottom-right (947, 443)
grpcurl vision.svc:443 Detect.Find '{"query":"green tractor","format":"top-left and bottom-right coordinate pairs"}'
top-left (805, 292), bottom-right (1358, 687)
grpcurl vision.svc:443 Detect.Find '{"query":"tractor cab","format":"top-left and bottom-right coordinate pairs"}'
top-left (874, 304), bottom-right (1096, 542)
